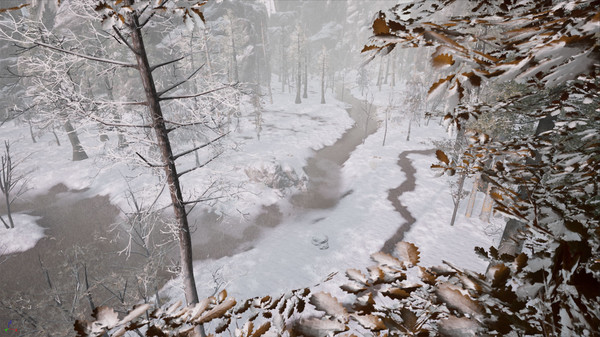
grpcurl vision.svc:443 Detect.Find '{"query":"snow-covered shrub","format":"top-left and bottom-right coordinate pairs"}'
top-left (245, 162), bottom-right (306, 192)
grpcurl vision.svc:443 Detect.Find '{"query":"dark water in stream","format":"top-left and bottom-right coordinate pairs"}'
top-left (0, 89), bottom-right (378, 332)
top-left (189, 90), bottom-right (378, 260)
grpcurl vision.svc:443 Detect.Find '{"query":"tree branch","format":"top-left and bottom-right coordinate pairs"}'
top-left (0, 216), bottom-right (9, 229)
top-left (166, 118), bottom-right (209, 133)
top-left (113, 101), bottom-right (149, 106)
top-left (150, 56), bottom-right (184, 72)
top-left (139, 11), bottom-right (156, 28)
top-left (33, 41), bottom-right (138, 68)
top-left (82, 111), bottom-right (152, 129)
top-left (112, 26), bottom-right (138, 55)
top-left (159, 84), bottom-right (234, 101)
top-left (172, 131), bottom-right (229, 161)
top-left (136, 152), bottom-right (166, 168)
top-left (182, 196), bottom-right (226, 205)
top-left (157, 64), bottom-right (204, 97)
top-left (178, 152), bottom-right (221, 177)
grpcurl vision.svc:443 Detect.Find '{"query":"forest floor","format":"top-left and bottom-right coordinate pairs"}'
top-left (159, 82), bottom-right (505, 303)
top-left (0, 78), bottom-right (505, 312)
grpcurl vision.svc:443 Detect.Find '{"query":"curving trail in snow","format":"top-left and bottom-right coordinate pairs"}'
top-left (381, 149), bottom-right (436, 254)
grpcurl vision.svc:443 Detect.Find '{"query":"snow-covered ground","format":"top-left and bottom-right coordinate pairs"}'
top-left (0, 77), bottom-right (503, 311)
top-left (160, 80), bottom-right (504, 303)
top-left (0, 80), bottom-right (352, 259)
top-left (0, 213), bottom-right (44, 255)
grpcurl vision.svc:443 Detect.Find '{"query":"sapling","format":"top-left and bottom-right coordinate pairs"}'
top-left (0, 141), bottom-right (29, 229)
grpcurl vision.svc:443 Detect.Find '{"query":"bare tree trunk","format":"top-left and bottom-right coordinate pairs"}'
top-left (52, 127), bottom-right (61, 146)
top-left (377, 57), bottom-right (383, 91)
top-left (362, 97), bottom-right (374, 144)
top-left (465, 174), bottom-right (480, 217)
top-left (202, 27), bottom-right (214, 82)
top-left (303, 49), bottom-right (308, 99)
top-left (280, 31), bottom-right (286, 92)
top-left (1, 190), bottom-right (14, 229)
top-left (125, 7), bottom-right (201, 334)
top-left (383, 106), bottom-right (389, 146)
top-left (254, 49), bottom-right (262, 139)
top-left (260, 21), bottom-right (273, 104)
top-left (0, 141), bottom-right (26, 229)
top-left (449, 172), bottom-right (466, 226)
top-left (63, 119), bottom-right (88, 161)
top-left (479, 183), bottom-right (493, 222)
top-left (229, 14), bottom-right (239, 83)
top-left (320, 50), bottom-right (326, 104)
top-left (340, 72), bottom-right (345, 101)
top-left (384, 56), bottom-right (390, 84)
top-left (391, 52), bottom-right (396, 87)
top-left (330, 71), bottom-right (334, 94)
top-left (104, 77), bottom-right (127, 149)
top-left (295, 32), bottom-right (301, 104)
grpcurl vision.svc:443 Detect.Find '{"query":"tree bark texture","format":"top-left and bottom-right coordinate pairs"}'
top-left (125, 8), bottom-right (200, 308)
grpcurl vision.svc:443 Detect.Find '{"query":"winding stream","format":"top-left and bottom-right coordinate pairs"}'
top-left (381, 149), bottom-right (436, 253)
top-left (291, 91), bottom-right (379, 209)
top-left (189, 89), bottom-right (379, 260)
top-left (0, 90), bottom-right (383, 325)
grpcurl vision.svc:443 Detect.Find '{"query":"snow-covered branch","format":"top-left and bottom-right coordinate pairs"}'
top-left (157, 64), bottom-right (204, 97)
top-left (172, 131), bottom-right (229, 161)
top-left (159, 84), bottom-right (236, 101)
top-left (33, 41), bottom-right (137, 68)
top-left (177, 152), bottom-right (222, 178)
top-left (150, 56), bottom-right (185, 72)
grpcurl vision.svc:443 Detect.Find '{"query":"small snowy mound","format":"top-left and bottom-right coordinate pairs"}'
top-left (0, 213), bottom-right (45, 255)
top-left (245, 161), bottom-right (306, 192)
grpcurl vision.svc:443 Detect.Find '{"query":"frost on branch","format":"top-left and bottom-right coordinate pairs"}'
top-left (95, 0), bottom-right (207, 31)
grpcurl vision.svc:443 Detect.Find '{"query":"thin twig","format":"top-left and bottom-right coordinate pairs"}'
top-left (177, 152), bottom-right (221, 177)
top-left (84, 113), bottom-right (152, 128)
top-left (150, 56), bottom-right (184, 72)
top-left (172, 131), bottom-right (229, 160)
top-left (112, 26), bottom-right (138, 55)
top-left (166, 119), bottom-right (209, 133)
top-left (159, 84), bottom-right (234, 101)
top-left (136, 152), bottom-right (165, 168)
top-left (182, 195), bottom-right (226, 206)
top-left (157, 63), bottom-right (204, 97)
top-left (33, 41), bottom-right (137, 68)
top-left (139, 11), bottom-right (156, 29)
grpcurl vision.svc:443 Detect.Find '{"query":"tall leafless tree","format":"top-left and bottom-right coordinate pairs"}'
top-left (0, 141), bottom-right (28, 229)
top-left (294, 29), bottom-right (302, 104)
top-left (1, 4), bottom-right (236, 336)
